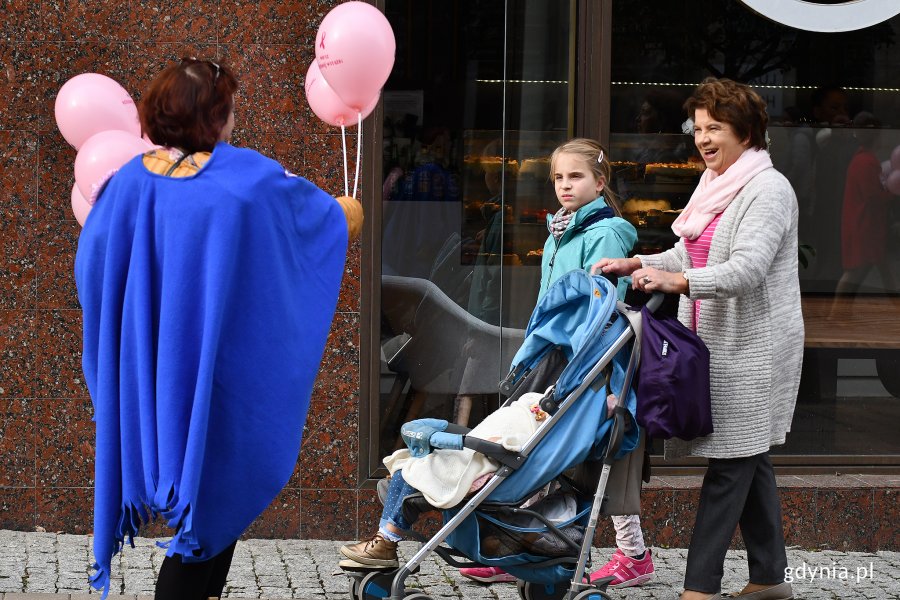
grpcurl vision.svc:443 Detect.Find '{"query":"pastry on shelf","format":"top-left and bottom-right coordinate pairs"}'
top-left (464, 155), bottom-right (519, 173)
top-left (523, 248), bottom-right (544, 266)
top-left (519, 208), bottom-right (552, 223)
top-left (610, 161), bottom-right (644, 181)
top-left (622, 198), bottom-right (671, 213)
top-left (519, 157), bottom-right (551, 178)
top-left (644, 161), bottom-right (705, 179)
top-left (622, 198), bottom-right (674, 228)
top-left (475, 252), bottom-right (523, 266)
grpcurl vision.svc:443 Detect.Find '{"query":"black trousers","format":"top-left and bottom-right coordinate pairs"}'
top-left (155, 540), bottom-right (237, 600)
top-left (683, 452), bottom-right (787, 594)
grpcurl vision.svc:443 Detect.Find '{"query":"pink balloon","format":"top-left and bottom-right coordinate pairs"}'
top-left (891, 145), bottom-right (900, 172)
top-left (886, 170), bottom-right (900, 196)
top-left (305, 61), bottom-right (378, 127)
top-left (71, 183), bottom-right (92, 226)
top-left (74, 130), bottom-right (151, 201)
top-left (315, 1), bottom-right (395, 110)
top-left (55, 73), bottom-right (141, 150)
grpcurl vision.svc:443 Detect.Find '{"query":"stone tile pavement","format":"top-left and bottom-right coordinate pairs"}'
top-left (1, 531), bottom-right (898, 599)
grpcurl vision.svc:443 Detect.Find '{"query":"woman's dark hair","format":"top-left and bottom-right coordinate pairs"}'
top-left (684, 77), bottom-right (769, 150)
top-left (140, 59), bottom-right (239, 153)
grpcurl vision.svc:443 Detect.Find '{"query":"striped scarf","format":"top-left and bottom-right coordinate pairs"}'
top-left (549, 207), bottom-right (575, 240)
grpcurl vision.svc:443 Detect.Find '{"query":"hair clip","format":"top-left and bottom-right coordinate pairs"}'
top-left (597, 150), bottom-right (604, 164)
top-left (530, 403), bottom-right (548, 422)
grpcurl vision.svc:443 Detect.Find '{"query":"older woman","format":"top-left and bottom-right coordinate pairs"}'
top-left (593, 78), bottom-right (802, 600)
top-left (76, 58), bottom-right (362, 600)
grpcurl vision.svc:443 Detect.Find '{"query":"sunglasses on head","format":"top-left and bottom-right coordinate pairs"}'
top-left (181, 57), bottom-right (220, 83)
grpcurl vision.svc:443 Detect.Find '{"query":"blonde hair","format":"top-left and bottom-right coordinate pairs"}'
top-left (549, 138), bottom-right (621, 216)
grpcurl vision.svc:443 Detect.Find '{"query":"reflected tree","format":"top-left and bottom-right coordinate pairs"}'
top-left (612, 0), bottom-right (895, 83)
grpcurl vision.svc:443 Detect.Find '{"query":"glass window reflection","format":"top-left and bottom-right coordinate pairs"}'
top-left (610, 1), bottom-right (900, 458)
top-left (376, 1), bottom-right (575, 464)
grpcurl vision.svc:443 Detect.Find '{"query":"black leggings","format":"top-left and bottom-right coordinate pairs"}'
top-left (155, 541), bottom-right (237, 600)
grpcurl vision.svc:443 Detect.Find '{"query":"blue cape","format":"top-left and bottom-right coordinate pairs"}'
top-left (74, 143), bottom-right (348, 597)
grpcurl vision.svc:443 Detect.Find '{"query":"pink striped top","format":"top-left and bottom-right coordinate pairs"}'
top-left (682, 213), bottom-right (722, 331)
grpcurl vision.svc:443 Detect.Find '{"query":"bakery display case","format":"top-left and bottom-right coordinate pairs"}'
top-left (460, 130), bottom-right (704, 263)
top-left (608, 132), bottom-right (703, 255)
top-left (461, 130), bottom-right (567, 267)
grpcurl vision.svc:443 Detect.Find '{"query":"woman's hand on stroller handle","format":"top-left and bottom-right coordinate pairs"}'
top-left (591, 256), bottom-right (641, 277)
top-left (632, 266), bottom-right (689, 296)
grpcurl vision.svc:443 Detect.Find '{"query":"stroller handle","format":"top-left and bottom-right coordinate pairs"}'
top-left (645, 291), bottom-right (665, 313)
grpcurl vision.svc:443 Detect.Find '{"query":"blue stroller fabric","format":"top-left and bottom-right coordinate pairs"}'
top-left (445, 270), bottom-right (640, 583)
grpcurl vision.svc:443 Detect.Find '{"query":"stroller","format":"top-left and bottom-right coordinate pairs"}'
top-left (344, 269), bottom-right (659, 600)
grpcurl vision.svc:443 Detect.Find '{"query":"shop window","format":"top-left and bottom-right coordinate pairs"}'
top-left (370, 1), bottom-right (579, 476)
top-left (609, 0), bottom-right (900, 461)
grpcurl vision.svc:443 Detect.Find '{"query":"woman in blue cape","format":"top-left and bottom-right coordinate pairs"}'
top-left (74, 58), bottom-right (362, 600)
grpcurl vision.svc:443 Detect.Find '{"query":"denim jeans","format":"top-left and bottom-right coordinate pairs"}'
top-left (380, 469), bottom-right (417, 532)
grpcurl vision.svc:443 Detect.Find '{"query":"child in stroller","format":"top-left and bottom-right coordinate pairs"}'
top-left (338, 271), bottom-right (652, 600)
top-left (340, 391), bottom-right (577, 569)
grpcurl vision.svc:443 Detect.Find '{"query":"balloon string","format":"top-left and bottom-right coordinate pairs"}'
top-left (341, 124), bottom-right (349, 198)
top-left (352, 111), bottom-right (362, 200)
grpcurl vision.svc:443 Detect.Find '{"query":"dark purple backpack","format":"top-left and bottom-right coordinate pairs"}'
top-left (636, 305), bottom-right (713, 440)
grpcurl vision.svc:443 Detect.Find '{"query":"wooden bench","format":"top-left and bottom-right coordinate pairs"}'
top-left (801, 296), bottom-right (900, 397)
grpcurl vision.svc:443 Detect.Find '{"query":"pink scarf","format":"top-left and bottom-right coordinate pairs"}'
top-left (672, 148), bottom-right (773, 240)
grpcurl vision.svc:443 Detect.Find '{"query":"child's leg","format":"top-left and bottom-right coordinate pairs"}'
top-left (379, 470), bottom-right (418, 540)
top-left (611, 514), bottom-right (646, 557)
top-left (589, 515), bottom-right (654, 586)
top-left (340, 471), bottom-right (417, 568)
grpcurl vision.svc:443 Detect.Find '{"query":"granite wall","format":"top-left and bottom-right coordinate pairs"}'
top-left (0, 0), bottom-right (381, 541)
top-left (1, 1), bottom-right (897, 555)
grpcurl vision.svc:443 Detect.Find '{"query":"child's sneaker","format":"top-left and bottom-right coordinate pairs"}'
top-left (340, 533), bottom-right (399, 568)
top-left (459, 566), bottom-right (517, 583)
top-left (589, 548), bottom-right (654, 587)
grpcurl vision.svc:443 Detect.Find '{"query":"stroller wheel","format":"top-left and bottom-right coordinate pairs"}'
top-left (348, 575), bottom-right (361, 599)
top-left (571, 590), bottom-right (611, 600)
top-left (358, 570), bottom-right (395, 600)
top-left (516, 579), bottom-right (568, 600)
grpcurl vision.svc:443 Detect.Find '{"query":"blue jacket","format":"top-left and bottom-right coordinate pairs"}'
top-left (539, 197), bottom-right (637, 300)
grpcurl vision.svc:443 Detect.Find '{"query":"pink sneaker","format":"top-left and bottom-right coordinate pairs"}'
top-left (589, 548), bottom-right (654, 587)
top-left (459, 566), bottom-right (517, 583)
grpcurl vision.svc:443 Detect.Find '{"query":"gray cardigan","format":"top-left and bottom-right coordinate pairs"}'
top-left (639, 168), bottom-right (804, 459)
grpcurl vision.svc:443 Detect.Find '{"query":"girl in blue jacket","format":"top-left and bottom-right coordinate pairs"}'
top-left (540, 138), bottom-right (637, 301)
top-left (461, 138), bottom-right (655, 587)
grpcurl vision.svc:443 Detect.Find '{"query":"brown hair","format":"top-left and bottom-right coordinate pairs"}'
top-left (140, 59), bottom-right (239, 153)
top-left (549, 138), bottom-right (621, 216)
top-left (684, 77), bottom-right (769, 150)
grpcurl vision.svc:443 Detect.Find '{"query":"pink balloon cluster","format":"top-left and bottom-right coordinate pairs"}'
top-left (55, 73), bottom-right (153, 226)
top-left (885, 146), bottom-right (900, 196)
top-left (305, 1), bottom-right (396, 127)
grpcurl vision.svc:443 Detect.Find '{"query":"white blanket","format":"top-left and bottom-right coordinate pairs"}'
top-left (383, 393), bottom-right (545, 509)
